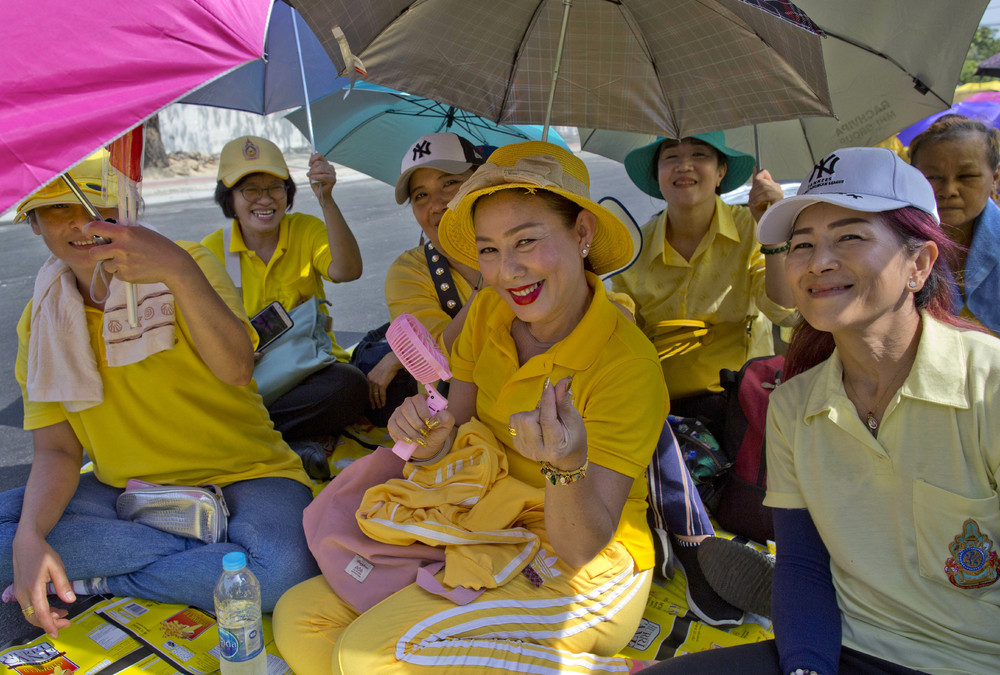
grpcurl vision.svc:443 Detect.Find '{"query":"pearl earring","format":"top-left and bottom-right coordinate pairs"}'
top-left (581, 245), bottom-right (590, 257)
top-left (908, 279), bottom-right (918, 289)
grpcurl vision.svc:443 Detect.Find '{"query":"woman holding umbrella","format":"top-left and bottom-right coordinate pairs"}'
top-left (611, 132), bottom-right (797, 425)
top-left (642, 147), bottom-right (1000, 675)
top-left (202, 136), bottom-right (367, 468)
top-left (909, 114), bottom-right (1000, 336)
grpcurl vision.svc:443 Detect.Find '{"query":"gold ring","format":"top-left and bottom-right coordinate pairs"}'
top-left (21, 606), bottom-right (34, 618)
top-left (507, 426), bottom-right (517, 437)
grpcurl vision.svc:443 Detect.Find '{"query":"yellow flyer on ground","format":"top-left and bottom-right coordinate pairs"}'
top-left (96, 597), bottom-right (291, 675)
top-left (0, 596), bottom-right (154, 675)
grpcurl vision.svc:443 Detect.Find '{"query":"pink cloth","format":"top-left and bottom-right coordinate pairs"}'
top-left (303, 447), bottom-right (446, 614)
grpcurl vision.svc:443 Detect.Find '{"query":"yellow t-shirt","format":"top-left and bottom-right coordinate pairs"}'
top-left (451, 273), bottom-right (667, 570)
top-left (611, 199), bottom-right (797, 399)
top-left (765, 314), bottom-right (1000, 675)
top-left (16, 242), bottom-right (310, 489)
top-left (202, 212), bottom-right (349, 361)
top-left (385, 245), bottom-right (474, 353)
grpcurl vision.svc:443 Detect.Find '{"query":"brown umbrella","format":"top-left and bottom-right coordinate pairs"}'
top-left (292, 0), bottom-right (833, 139)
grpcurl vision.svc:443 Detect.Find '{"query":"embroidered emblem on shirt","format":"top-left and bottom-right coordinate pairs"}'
top-left (242, 139), bottom-right (259, 161)
top-left (943, 518), bottom-right (999, 589)
top-left (521, 549), bottom-right (562, 587)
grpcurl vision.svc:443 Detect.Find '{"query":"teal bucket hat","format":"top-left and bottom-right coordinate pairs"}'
top-left (624, 131), bottom-right (756, 199)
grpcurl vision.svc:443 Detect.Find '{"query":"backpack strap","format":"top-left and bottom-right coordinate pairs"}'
top-left (424, 242), bottom-right (462, 318)
top-left (223, 225), bottom-right (242, 299)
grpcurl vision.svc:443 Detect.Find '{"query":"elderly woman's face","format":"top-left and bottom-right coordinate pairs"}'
top-left (784, 202), bottom-right (923, 334)
top-left (911, 132), bottom-right (999, 233)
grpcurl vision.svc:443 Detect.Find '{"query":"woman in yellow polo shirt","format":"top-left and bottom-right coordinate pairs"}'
top-left (273, 142), bottom-right (669, 673)
top-left (645, 149), bottom-right (1000, 675)
top-left (611, 132), bottom-right (797, 427)
top-left (0, 152), bottom-right (317, 639)
top-left (202, 137), bottom-right (367, 471)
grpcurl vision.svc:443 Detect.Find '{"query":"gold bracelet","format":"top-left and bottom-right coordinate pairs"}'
top-left (539, 459), bottom-right (588, 485)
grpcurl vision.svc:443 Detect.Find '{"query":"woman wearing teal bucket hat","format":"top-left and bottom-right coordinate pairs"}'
top-left (611, 132), bottom-right (798, 425)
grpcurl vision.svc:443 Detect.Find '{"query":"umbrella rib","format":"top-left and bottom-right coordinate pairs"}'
top-left (496, 2), bottom-right (548, 123)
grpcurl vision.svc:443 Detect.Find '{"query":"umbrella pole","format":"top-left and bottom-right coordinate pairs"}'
top-left (753, 124), bottom-right (761, 168)
top-left (292, 11), bottom-right (323, 202)
top-left (542, 0), bottom-right (573, 143)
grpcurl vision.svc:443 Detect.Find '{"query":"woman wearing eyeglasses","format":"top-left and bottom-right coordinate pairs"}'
top-left (202, 137), bottom-right (367, 473)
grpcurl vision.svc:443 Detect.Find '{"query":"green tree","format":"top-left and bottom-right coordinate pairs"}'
top-left (961, 26), bottom-right (1000, 83)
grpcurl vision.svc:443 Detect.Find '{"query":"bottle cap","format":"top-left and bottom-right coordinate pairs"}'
top-left (222, 552), bottom-right (247, 572)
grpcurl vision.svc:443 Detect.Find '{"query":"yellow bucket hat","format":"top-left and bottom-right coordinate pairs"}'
top-left (15, 150), bottom-right (119, 222)
top-left (439, 141), bottom-right (634, 275)
top-left (217, 136), bottom-right (289, 187)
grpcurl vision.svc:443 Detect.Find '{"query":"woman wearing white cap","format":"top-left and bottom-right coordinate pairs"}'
top-left (351, 132), bottom-right (487, 425)
top-left (202, 137), bottom-right (367, 473)
top-left (641, 147), bottom-right (1000, 674)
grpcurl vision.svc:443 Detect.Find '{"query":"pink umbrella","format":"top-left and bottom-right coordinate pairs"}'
top-left (1, 0), bottom-right (274, 214)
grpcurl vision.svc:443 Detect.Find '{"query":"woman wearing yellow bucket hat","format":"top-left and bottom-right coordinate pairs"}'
top-left (272, 142), bottom-right (663, 672)
top-left (611, 132), bottom-right (798, 427)
top-left (1, 151), bottom-right (318, 638)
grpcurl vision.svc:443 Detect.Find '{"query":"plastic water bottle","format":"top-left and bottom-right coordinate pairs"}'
top-left (214, 552), bottom-right (267, 675)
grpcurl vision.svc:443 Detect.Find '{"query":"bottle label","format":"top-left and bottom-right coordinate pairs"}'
top-left (218, 621), bottom-right (264, 662)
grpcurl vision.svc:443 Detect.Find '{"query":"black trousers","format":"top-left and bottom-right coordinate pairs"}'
top-left (639, 640), bottom-right (929, 675)
top-left (267, 361), bottom-right (368, 440)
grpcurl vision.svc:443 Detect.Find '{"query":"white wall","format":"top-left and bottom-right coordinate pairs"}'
top-left (158, 103), bottom-right (309, 155)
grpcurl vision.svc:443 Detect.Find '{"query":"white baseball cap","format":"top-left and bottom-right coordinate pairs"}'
top-left (756, 147), bottom-right (940, 245)
top-left (394, 132), bottom-right (485, 204)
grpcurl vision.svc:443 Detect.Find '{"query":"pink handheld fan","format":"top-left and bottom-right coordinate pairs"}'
top-left (385, 313), bottom-right (452, 460)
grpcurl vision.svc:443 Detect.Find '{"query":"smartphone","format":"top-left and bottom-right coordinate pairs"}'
top-left (250, 301), bottom-right (294, 352)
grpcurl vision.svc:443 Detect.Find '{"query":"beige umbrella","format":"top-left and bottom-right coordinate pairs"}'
top-left (580, 0), bottom-right (990, 181)
top-left (292, 0), bottom-right (833, 139)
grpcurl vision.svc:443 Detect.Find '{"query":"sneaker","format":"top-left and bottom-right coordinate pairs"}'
top-left (289, 440), bottom-right (332, 481)
top-left (671, 536), bottom-right (744, 626)
top-left (697, 536), bottom-right (774, 618)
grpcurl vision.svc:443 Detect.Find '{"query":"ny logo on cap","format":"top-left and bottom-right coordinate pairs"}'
top-left (808, 154), bottom-right (840, 183)
top-left (412, 140), bottom-right (432, 160)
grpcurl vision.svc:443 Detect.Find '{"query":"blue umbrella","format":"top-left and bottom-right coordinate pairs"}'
top-left (180, 0), bottom-right (346, 115)
top-left (897, 100), bottom-right (1000, 146)
top-left (284, 84), bottom-right (568, 187)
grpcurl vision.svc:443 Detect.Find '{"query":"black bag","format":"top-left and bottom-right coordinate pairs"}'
top-left (667, 415), bottom-right (731, 512)
top-left (713, 355), bottom-right (785, 544)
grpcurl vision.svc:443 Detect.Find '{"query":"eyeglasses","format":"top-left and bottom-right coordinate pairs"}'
top-left (237, 185), bottom-right (287, 202)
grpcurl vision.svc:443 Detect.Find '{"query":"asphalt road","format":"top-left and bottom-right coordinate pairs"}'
top-left (0, 152), bottom-right (658, 492)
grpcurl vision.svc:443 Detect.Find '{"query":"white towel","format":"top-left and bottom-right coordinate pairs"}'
top-left (27, 255), bottom-right (176, 412)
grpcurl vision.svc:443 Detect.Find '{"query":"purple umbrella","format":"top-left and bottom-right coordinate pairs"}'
top-left (896, 100), bottom-right (1000, 146)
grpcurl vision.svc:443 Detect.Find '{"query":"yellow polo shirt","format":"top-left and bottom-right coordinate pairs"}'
top-left (765, 314), bottom-right (1000, 675)
top-left (451, 272), bottom-right (667, 570)
top-left (611, 199), bottom-right (797, 399)
top-left (202, 212), bottom-right (349, 361)
top-left (16, 242), bottom-right (310, 489)
top-left (385, 245), bottom-right (474, 353)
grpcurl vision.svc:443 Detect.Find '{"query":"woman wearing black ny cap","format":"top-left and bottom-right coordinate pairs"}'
top-left (641, 147), bottom-right (999, 675)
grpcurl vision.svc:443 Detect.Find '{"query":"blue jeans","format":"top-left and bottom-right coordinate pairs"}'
top-left (0, 474), bottom-right (319, 612)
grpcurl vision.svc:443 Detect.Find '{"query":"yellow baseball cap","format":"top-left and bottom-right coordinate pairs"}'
top-left (217, 136), bottom-right (289, 187)
top-left (439, 141), bottom-right (634, 276)
top-left (15, 150), bottom-right (119, 222)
